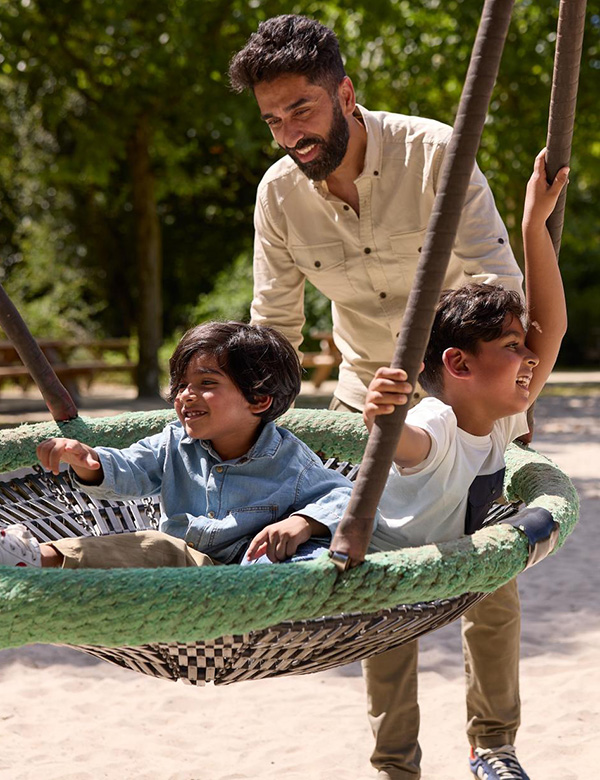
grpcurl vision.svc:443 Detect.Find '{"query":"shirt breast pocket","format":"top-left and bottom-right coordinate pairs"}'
top-left (233, 504), bottom-right (279, 527)
top-left (389, 229), bottom-right (427, 291)
top-left (291, 242), bottom-right (356, 300)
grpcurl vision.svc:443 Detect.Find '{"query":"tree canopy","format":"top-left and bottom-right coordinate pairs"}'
top-left (0, 0), bottom-right (598, 390)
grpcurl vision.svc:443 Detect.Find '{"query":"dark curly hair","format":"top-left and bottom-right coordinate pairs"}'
top-left (420, 284), bottom-right (526, 396)
top-left (229, 15), bottom-right (346, 94)
top-left (168, 321), bottom-right (301, 423)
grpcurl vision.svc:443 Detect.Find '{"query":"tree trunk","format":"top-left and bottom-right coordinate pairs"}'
top-left (128, 115), bottom-right (162, 398)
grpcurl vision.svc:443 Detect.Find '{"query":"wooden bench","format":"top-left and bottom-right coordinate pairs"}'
top-left (0, 338), bottom-right (137, 399)
top-left (302, 331), bottom-right (341, 388)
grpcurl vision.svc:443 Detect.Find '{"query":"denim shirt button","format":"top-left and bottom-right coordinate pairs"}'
top-left (215, 466), bottom-right (224, 473)
top-left (187, 541), bottom-right (195, 548)
top-left (207, 511), bottom-right (215, 518)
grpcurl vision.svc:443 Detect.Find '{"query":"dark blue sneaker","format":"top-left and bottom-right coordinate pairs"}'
top-left (469, 745), bottom-right (531, 780)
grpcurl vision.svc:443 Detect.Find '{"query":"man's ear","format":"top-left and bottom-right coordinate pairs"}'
top-left (337, 76), bottom-right (356, 115)
top-left (250, 395), bottom-right (273, 415)
top-left (442, 348), bottom-right (470, 379)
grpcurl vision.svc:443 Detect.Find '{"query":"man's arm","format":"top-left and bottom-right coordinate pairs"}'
top-left (447, 157), bottom-right (524, 295)
top-left (522, 150), bottom-right (569, 404)
top-left (250, 188), bottom-right (307, 355)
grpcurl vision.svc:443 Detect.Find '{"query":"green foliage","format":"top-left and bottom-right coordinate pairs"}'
top-left (0, 0), bottom-right (598, 366)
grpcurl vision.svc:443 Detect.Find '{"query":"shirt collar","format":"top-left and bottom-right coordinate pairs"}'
top-left (185, 421), bottom-right (283, 463)
top-left (354, 104), bottom-right (384, 182)
top-left (310, 103), bottom-right (383, 197)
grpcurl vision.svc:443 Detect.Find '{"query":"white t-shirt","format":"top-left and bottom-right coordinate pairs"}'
top-left (369, 397), bottom-right (529, 551)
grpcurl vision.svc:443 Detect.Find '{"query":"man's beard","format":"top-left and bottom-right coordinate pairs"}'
top-left (284, 100), bottom-right (350, 181)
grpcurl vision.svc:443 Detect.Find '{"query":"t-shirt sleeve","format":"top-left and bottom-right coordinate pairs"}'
top-left (494, 411), bottom-right (530, 449)
top-left (395, 400), bottom-right (455, 477)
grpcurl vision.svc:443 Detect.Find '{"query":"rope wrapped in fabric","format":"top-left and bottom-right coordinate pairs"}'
top-left (0, 407), bottom-right (578, 652)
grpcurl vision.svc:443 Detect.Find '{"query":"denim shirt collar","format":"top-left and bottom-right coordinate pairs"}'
top-left (181, 421), bottom-right (283, 464)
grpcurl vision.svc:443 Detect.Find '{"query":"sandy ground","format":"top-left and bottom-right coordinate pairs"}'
top-left (0, 385), bottom-right (598, 779)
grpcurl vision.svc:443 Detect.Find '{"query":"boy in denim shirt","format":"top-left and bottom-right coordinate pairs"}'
top-left (1, 322), bottom-right (352, 569)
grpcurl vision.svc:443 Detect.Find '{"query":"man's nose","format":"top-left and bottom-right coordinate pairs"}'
top-left (280, 120), bottom-right (303, 150)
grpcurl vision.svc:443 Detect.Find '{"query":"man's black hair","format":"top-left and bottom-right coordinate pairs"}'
top-left (168, 321), bottom-right (301, 423)
top-left (420, 284), bottom-right (526, 396)
top-left (229, 14), bottom-right (346, 93)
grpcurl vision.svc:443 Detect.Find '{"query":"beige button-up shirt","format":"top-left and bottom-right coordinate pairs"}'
top-left (251, 106), bottom-right (523, 410)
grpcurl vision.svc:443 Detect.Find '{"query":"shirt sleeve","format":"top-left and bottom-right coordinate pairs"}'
top-left (494, 412), bottom-right (530, 449)
top-left (395, 400), bottom-right (454, 477)
top-left (250, 186), bottom-right (307, 355)
top-left (432, 143), bottom-right (524, 296)
top-left (289, 456), bottom-right (354, 536)
top-left (71, 431), bottom-right (167, 501)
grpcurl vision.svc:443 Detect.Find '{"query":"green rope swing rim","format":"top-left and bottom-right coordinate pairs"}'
top-left (0, 407), bottom-right (579, 650)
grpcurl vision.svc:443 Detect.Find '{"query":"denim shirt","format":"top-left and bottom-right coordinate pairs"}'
top-left (74, 421), bottom-right (353, 564)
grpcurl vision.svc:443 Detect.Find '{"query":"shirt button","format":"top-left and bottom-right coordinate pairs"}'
top-left (373, 170), bottom-right (379, 176)
top-left (216, 466), bottom-right (224, 473)
top-left (364, 247), bottom-right (371, 254)
top-left (379, 292), bottom-right (387, 299)
top-left (498, 237), bottom-right (505, 244)
top-left (187, 541), bottom-right (195, 548)
top-left (207, 511), bottom-right (215, 518)
top-left (314, 261), bottom-right (321, 268)
top-left (418, 247), bottom-right (422, 253)
top-left (343, 204), bottom-right (350, 211)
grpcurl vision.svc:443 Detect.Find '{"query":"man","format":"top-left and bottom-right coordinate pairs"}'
top-left (229, 15), bottom-right (528, 780)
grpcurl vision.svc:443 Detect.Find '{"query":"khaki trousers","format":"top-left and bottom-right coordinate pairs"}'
top-left (330, 396), bottom-right (521, 778)
top-left (53, 530), bottom-right (216, 569)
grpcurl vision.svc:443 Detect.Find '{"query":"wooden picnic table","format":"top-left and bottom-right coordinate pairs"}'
top-left (0, 338), bottom-right (137, 400)
top-left (302, 331), bottom-right (341, 388)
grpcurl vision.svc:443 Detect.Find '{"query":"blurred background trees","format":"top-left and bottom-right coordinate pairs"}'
top-left (0, 0), bottom-right (598, 396)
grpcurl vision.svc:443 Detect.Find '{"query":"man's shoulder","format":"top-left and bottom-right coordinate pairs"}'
top-left (256, 155), bottom-right (308, 201)
top-left (365, 107), bottom-right (453, 147)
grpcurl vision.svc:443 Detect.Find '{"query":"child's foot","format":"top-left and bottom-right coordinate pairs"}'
top-left (0, 524), bottom-right (41, 567)
top-left (469, 745), bottom-right (530, 779)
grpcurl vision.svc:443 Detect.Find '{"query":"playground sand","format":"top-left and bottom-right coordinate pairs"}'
top-left (0, 391), bottom-right (598, 779)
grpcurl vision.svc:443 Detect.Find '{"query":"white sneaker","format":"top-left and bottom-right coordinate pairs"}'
top-left (0, 524), bottom-right (41, 567)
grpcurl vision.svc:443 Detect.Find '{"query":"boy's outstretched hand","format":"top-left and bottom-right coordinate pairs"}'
top-left (36, 437), bottom-right (103, 483)
top-left (523, 148), bottom-right (569, 228)
top-left (246, 514), bottom-right (327, 563)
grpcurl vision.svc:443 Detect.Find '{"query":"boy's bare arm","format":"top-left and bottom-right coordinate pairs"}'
top-left (522, 150), bottom-right (569, 404)
top-left (36, 438), bottom-right (104, 483)
top-left (364, 367), bottom-right (431, 468)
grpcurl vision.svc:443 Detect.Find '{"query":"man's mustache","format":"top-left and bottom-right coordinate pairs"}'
top-left (284, 137), bottom-right (323, 154)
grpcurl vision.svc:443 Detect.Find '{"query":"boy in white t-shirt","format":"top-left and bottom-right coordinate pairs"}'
top-left (364, 149), bottom-right (569, 551)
